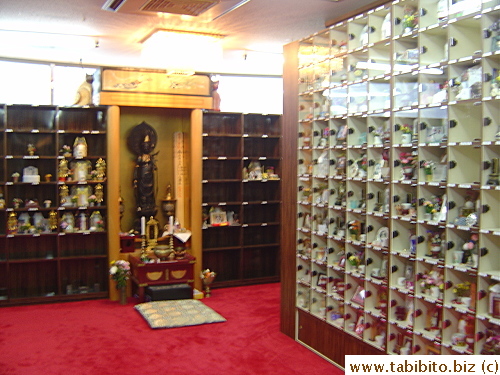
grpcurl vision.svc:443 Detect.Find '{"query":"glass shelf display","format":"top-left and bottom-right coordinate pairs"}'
top-left (291, 0), bottom-right (500, 360)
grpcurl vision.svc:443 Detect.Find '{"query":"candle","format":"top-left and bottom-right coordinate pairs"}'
top-left (169, 216), bottom-right (174, 234)
top-left (141, 216), bottom-right (145, 236)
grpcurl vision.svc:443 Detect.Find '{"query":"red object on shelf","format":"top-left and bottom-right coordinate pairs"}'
top-left (120, 235), bottom-right (136, 253)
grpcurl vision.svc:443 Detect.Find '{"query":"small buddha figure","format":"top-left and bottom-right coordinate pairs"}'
top-left (49, 211), bottom-right (58, 231)
top-left (95, 158), bottom-right (106, 180)
top-left (59, 184), bottom-right (69, 206)
top-left (58, 157), bottom-right (69, 181)
top-left (73, 137), bottom-right (87, 159)
top-left (0, 188), bottom-right (5, 209)
top-left (7, 212), bottom-right (18, 234)
top-left (95, 183), bottom-right (104, 205)
top-left (27, 143), bottom-right (36, 156)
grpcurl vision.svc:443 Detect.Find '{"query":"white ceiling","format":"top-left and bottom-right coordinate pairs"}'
top-left (0, 0), bottom-right (378, 74)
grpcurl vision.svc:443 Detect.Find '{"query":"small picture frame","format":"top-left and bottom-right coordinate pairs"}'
top-left (337, 125), bottom-right (348, 143)
top-left (354, 314), bottom-right (365, 336)
top-left (338, 255), bottom-right (346, 268)
top-left (373, 160), bottom-right (383, 180)
top-left (317, 273), bottom-right (328, 288)
top-left (210, 211), bottom-right (227, 225)
top-left (351, 285), bottom-right (366, 306)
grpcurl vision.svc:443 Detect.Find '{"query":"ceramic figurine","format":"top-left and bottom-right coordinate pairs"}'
top-left (73, 73), bottom-right (94, 106)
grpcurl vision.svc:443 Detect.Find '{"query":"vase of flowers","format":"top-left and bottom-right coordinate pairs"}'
top-left (427, 231), bottom-right (443, 259)
top-left (422, 160), bottom-right (435, 182)
top-left (201, 269), bottom-right (216, 297)
top-left (400, 125), bottom-right (412, 144)
top-left (372, 126), bottom-right (384, 145)
top-left (420, 268), bottom-right (444, 299)
top-left (453, 281), bottom-right (471, 305)
top-left (109, 259), bottom-right (130, 305)
top-left (399, 151), bottom-right (417, 180)
top-left (59, 145), bottom-right (72, 158)
top-left (423, 200), bottom-right (436, 220)
top-left (348, 220), bottom-right (361, 241)
top-left (27, 143), bottom-right (36, 156)
top-left (402, 6), bottom-right (418, 33)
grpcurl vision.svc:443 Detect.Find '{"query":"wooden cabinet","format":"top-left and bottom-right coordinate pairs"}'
top-left (200, 111), bottom-right (282, 287)
top-left (283, 0), bottom-right (500, 363)
top-left (0, 105), bottom-right (112, 305)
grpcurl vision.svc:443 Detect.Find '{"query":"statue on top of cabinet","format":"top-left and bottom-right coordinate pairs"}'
top-left (127, 122), bottom-right (158, 230)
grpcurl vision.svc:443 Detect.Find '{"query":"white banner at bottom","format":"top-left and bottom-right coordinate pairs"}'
top-left (346, 355), bottom-right (500, 375)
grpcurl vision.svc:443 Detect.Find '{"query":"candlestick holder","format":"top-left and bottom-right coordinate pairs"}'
top-left (140, 235), bottom-right (148, 262)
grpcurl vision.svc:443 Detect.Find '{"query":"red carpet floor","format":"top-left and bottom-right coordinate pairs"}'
top-left (0, 283), bottom-right (342, 375)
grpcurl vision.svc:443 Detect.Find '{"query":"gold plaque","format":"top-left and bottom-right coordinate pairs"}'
top-left (146, 271), bottom-right (163, 281)
top-left (171, 270), bottom-right (187, 279)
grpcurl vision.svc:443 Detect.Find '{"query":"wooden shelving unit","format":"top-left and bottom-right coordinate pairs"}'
top-left (0, 105), bottom-right (118, 305)
top-left (199, 111), bottom-right (282, 287)
top-left (282, 0), bottom-right (500, 365)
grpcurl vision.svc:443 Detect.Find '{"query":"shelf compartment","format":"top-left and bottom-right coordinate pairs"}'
top-left (202, 180), bottom-right (241, 203)
top-left (478, 233), bottom-right (500, 277)
top-left (202, 112), bottom-right (242, 135)
top-left (242, 224), bottom-right (279, 246)
top-left (480, 189), bottom-right (500, 231)
top-left (347, 82), bottom-right (368, 114)
top-left (482, 10), bottom-right (500, 55)
top-left (243, 114), bottom-right (281, 136)
top-left (419, 26), bottom-right (448, 66)
top-left (482, 54), bottom-right (500, 99)
top-left (202, 159), bottom-right (242, 180)
top-left (6, 105), bottom-right (56, 131)
top-left (481, 145), bottom-right (500, 189)
top-left (242, 245), bottom-right (279, 279)
top-left (202, 136), bottom-right (242, 157)
top-left (5, 132), bottom-right (57, 157)
top-left (393, 36), bottom-right (419, 75)
top-left (419, 70), bottom-right (449, 106)
top-left (202, 248), bottom-right (242, 283)
top-left (368, 79), bottom-right (391, 112)
top-left (482, 99), bottom-right (500, 142)
top-left (0, 236), bottom-right (5, 259)
top-left (243, 202), bottom-right (280, 225)
top-left (5, 181), bottom-right (57, 208)
top-left (243, 137), bottom-right (280, 158)
top-left (58, 232), bottom-right (107, 257)
top-left (394, 73), bottom-right (419, 109)
top-left (447, 145), bottom-right (482, 185)
top-left (202, 225), bottom-right (241, 249)
top-left (8, 261), bottom-right (58, 299)
top-left (329, 55), bottom-right (349, 86)
top-left (7, 234), bottom-right (57, 260)
top-left (309, 287), bottom-right (327, 320)
top-left (57, 107), bottom-right (107, 132)
top-left (419, 106), bottom-right (448, 143)
top-left (368, 5), bottom-right (391, 44)
top-left (328, 87), bottom-right (348, 117)
top-left (59, 257), bottom-right (108, 295)
top-left (242, 179), bottom-right (280, 202)
top-left (58, 132), bottom-right (107, 157)
top-left (5, 158), bottom-right (58, 184)
top-left (419, 0), bottom-right (448, 28)
top-left (348, 15), bottom-right (369, 51)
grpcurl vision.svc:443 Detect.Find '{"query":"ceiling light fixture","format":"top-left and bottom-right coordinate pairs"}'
top-left (141, 29), bottom-right (225, 75)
